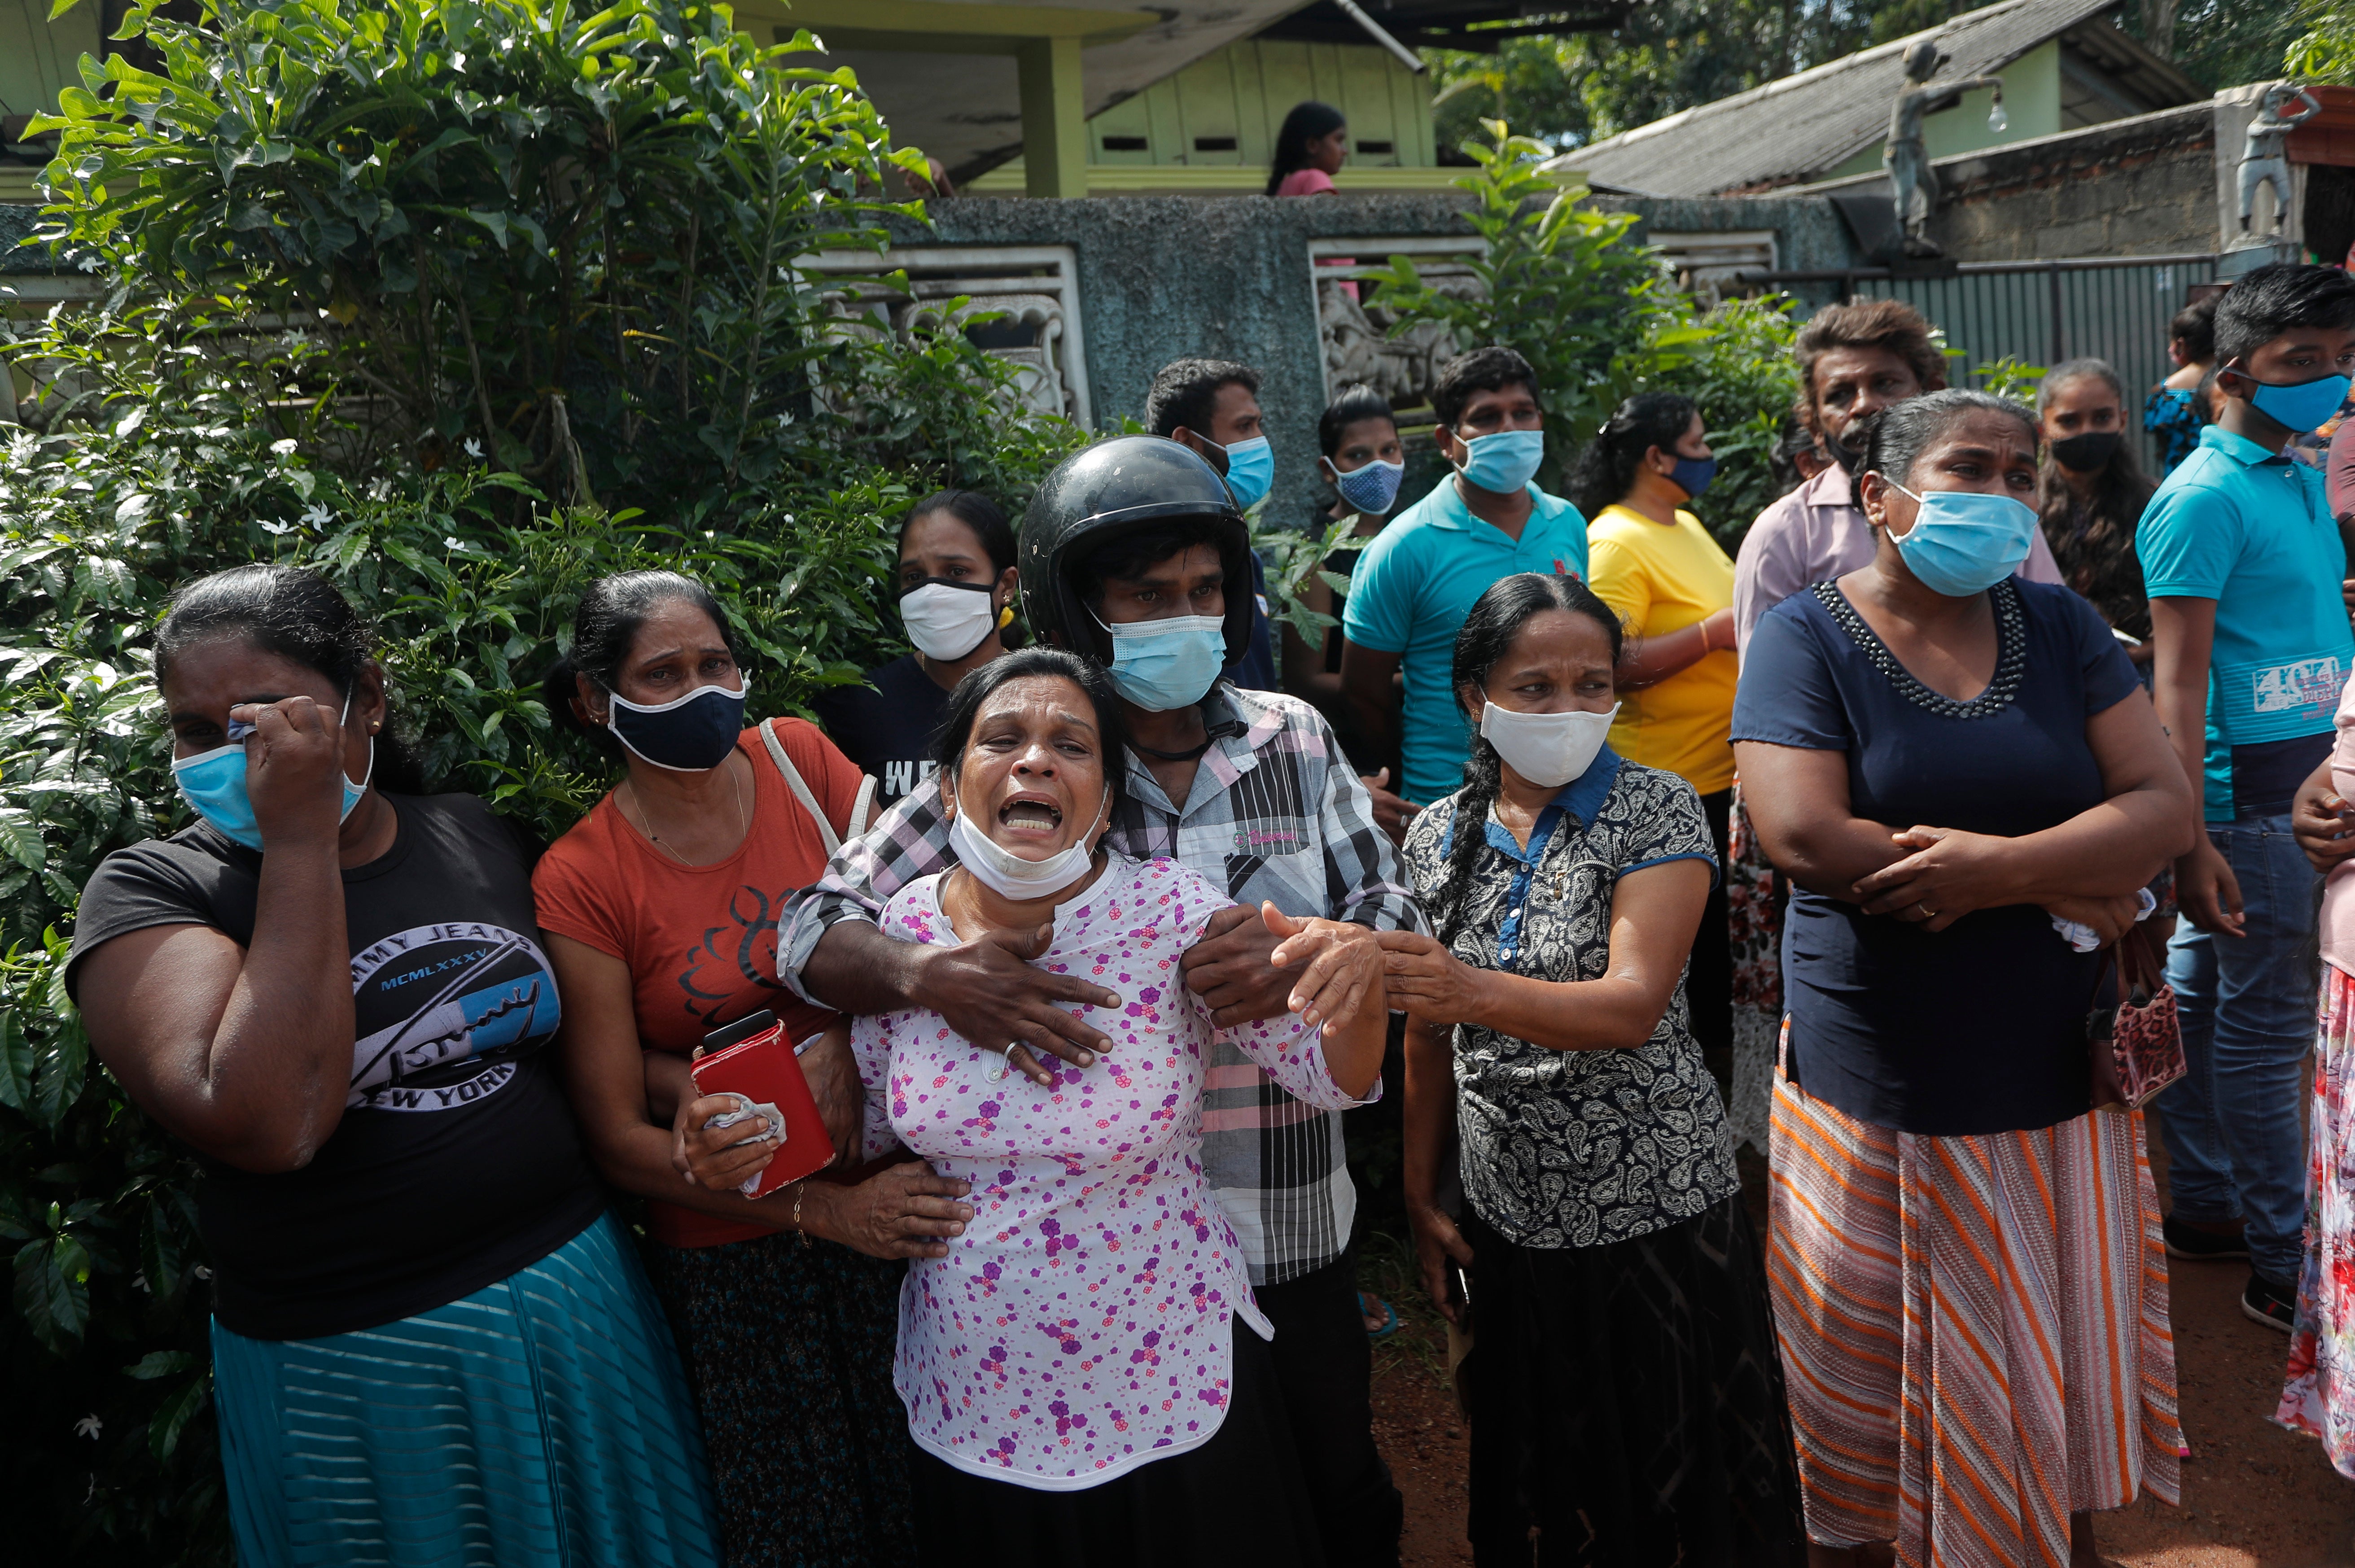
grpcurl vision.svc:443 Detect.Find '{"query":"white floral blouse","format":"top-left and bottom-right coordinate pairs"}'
top-left (1400, 750), bottom-right (1738, 1249)
top-left (851, 852), bottom-right (1373, 1489)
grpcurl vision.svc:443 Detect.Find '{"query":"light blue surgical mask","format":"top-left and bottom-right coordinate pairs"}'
top-left (1093, 611), bottom-right (1228, 710)
top-left (1879, 479), bottom-right (2039, 598)
top-left (1455, 427), bottom-right (1545, 494)
top-left (2239, 369), bottom-right (2353, 436)
top-left (171, 693), bottom-right (372, 852)
top-left (1219, 435), bottom-right (1274, 510)
top-left (1328, 456), bottom-right (1405, 516)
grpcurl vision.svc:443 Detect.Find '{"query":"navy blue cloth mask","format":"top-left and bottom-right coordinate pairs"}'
top-left (607, 681), bottom-right (747, 772)
top-left (1669, 454), bottom-right (1717, 501)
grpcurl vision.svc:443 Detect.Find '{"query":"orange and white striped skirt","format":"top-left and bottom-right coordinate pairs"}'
top-left (1767, 1069), bottom-right (2181, 1565)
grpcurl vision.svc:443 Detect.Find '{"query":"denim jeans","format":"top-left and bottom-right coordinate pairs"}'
top-left (2156, 812), bottom-right (2320, 1285)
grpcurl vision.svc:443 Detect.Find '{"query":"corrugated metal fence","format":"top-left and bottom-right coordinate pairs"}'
top-left (1747, 253), bottom-right (2222, 472)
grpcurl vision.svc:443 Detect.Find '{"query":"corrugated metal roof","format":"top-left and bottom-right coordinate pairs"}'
top-left (1551, 0), bottom-right (2138, 198)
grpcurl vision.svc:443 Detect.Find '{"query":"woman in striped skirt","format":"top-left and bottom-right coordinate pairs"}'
top-left (1731, 390), bottom-right (2190, 1566)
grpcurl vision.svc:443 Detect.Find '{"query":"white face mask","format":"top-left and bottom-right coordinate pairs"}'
top-left (1479, 701), bottom-right (1618, 789)
top-left (946, 787), bottom-right (1109, 901)
top-left (900, 579), bottom-right (998, 663)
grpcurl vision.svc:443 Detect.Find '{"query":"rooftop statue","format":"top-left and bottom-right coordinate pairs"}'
top-left (1886, 38), bottom-right (2005, 260)
top-left (2236, 82), bottom-right (2321, 243)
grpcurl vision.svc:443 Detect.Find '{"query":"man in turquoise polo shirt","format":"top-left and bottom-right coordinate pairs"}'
top-left (2139, 261), bottom-right (2355, 1334)
top-left (1339, 346), bottom-right (1589, 805)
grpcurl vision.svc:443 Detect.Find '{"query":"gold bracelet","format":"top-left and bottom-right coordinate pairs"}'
top-left (792, 1179), bottom-right (811, 1249)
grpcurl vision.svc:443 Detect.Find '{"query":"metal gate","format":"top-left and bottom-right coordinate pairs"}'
top-left (1749, 253), bottom-right (2223, 471)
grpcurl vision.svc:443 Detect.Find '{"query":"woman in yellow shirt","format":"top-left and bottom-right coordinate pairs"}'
top-left (1572, 392), bottom-right (1738, 1063)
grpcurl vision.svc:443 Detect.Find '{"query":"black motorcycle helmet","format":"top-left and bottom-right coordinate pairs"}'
top-left (1018, 435), bottom-right (1256, 667)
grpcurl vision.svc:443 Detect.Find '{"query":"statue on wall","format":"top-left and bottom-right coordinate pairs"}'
top-left (2237, 82), bottom-right (2321, 242)
top-left (1885, 38), bottom-right (2005, 259)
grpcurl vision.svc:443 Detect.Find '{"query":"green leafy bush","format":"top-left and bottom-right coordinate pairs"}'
top-left (0, 4), bottom-right (1090, 1560)
top-left (1361, 121), bottom-right (1801, 552)
top-left (31, 0), bottom-right (930, 512)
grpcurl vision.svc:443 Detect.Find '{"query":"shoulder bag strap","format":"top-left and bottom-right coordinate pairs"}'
top-left (758, 719), bottom-right (841, 857)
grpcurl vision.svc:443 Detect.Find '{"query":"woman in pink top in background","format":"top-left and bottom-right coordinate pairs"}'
top-left (2282, 681), bottom-right (2355, 1482)
top-left (1267, 100), bottom-right (1347, 198)
top-left (843, 648), bottom-right (1388, 1566)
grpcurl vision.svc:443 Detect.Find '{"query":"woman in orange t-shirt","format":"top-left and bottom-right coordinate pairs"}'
top-left (532, 570), bottom-right (974, 1568)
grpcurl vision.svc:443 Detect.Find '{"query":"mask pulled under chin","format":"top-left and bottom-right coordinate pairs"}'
top-left (608, 680), bottom-right (747, 772)
top-left (1881, 480), bottom-right (2039, 598)
top-left (947, 795), bottom-right (1107, 902)
top-left (1479, 701), bottom-right (1618, 790)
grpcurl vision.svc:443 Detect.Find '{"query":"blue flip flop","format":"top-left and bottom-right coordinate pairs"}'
top-left (1359, 1290), bottom-right (1400, 1341)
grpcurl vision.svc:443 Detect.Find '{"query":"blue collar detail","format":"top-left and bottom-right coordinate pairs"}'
top-left (1442, 747), bottom-right (1623, 861)
top-left (2197, 423), bottom-right (2287, 467)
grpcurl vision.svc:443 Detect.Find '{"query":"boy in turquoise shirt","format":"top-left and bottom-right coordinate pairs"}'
top-left (1339, 347), bottom-right (1589, 805)
top-left (2138, 261), bottom-right (2355, 1332)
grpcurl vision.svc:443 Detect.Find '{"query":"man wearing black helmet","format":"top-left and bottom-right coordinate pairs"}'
top-left (779, 434), bottom-right (1415, 1565)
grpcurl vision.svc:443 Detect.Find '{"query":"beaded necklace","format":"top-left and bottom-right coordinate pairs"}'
top-left (1810, 577), bottom-right (2027, 721)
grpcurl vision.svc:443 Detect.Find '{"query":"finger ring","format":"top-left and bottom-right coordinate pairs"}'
top-left (1917, 901), bottom-right (1938, 919)
top-left (984, 1043), bottom-right (1020, 1083)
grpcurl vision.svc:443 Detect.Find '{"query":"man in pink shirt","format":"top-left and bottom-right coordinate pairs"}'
top-left (1733, 298), bottom-right (2062, 656)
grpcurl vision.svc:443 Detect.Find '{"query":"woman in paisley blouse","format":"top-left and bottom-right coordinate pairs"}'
top-left (838, 647), bottom-right (1388, 1566)
top-left (1388, 572), bottom-right (1807, 1566)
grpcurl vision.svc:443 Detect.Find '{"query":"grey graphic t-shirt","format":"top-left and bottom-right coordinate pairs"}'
top-left (69, 793), bottom-right (604, 1339)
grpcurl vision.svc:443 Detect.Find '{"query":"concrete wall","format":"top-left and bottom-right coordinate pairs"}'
top-left (1929, 100), bottom-right (2217, 259)
top-left (895, 190), bottom-right (1857, 522)
top-left (1596, 193), bottom-right (1862, 309)
top-left (1791, 101), bottom-right (2218, 262)
top-left (889, 192), bottom-right (1475, 527)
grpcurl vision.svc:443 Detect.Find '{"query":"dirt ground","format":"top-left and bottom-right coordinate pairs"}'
top-left (1363, 1131), bottom-right (2355, 1568)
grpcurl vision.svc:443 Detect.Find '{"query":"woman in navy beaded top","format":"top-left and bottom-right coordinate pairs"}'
top-left (1729, 389), bottom-right (2190, 1136)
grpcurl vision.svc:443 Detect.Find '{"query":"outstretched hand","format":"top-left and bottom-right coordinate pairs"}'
top-left (1376, 928), bottom-right (1489, 1027)
top-left (1180, 904), bottom-right (1294, 1026)
top-left (1261, 902), bottom-right (1383, 1036)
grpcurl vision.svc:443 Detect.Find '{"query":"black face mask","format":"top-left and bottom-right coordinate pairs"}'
top-left (2049, 431), bottom-right (2122, 473)
top-left (606, 682), bottom-right (747, 772)
top-left (1827, 428), bottom-right (1866, 475)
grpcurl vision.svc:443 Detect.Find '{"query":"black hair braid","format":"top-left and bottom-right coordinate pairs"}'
top-left (1429, 739), bottom-right (1506, 950)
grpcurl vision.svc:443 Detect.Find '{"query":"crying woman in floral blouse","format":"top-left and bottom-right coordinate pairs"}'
top-left (837, 648), bottom-right (1388, 1568)
top-left (1387, 572), bottom-right (1806, 1567)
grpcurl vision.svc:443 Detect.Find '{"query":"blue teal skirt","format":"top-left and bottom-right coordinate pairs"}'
top-left (212, 1211), bottom-right (722, 1568)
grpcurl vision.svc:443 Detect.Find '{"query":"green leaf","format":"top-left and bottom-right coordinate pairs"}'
top-left (0, 1013), bottom-right (30, 1114)
top-left (126, 1350), bottom-right (196, 1380)
top-left (0, 811), bottom-right (44, 873)
top-left (14, 1234), bottom-right (91, 1354)
top-left (148, 1371), bottom-right (210, 1459)
top-left (30, 1028), bottom-right (87, 1132)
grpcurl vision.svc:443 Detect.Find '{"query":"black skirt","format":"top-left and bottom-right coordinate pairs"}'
top-left (643, 1232), bottom-right (915, 1568)
top-left (908, 1317), bottom-right (1325, 1568)
top-left (1460, 1192), bottom-right (1807, 1568)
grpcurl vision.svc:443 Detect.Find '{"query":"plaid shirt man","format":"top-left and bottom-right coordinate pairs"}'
top-left (779, 681), bottom-right (1427, 1287)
